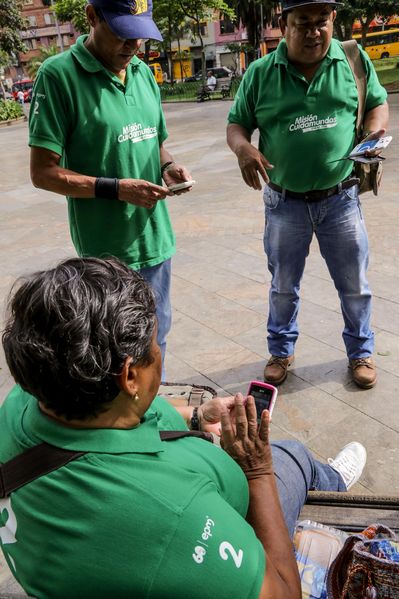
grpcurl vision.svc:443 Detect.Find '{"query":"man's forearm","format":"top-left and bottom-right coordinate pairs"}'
top-left (31, 163), bottom-right (97, 198)
top-left (159, 144), bottom-right (174, 169)
top-left (226, 123), bottom-right (253, 156)
top-left (363, 101), bottom-right (389, 134)
top-left (247, 475), bottom-right (301, 597)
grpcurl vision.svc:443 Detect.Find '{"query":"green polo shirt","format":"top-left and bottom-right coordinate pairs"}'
top-left (228, 38), bottom-right (387, 192)
top-left (0, 386), bottom-right (265, 599)
top-left (29, 35), bottom-right (175, 269)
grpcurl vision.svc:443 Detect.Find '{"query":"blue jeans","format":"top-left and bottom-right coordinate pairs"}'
top-left (263, 184), bottom-right (374, 360)
top-left (138, 259), bottom-right (172, 380)
top-left (272, 440), bottom-right (346, 538)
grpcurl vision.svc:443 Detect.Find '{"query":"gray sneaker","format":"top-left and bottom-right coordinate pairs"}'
top-left (328, 442), bottom-right (367, 490)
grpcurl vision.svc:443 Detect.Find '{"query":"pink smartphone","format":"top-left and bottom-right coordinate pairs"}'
top-left (247, 380), bottom-right (278, 422)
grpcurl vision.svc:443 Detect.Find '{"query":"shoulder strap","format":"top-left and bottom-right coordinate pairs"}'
top-left (342, 40), bottom-right (367, 138)
top-left (0, 443), bottom-right (85, 499)
top-left (0, 430), bottom-right (214, 498)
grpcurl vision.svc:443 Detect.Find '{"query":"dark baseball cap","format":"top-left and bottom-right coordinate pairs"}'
top-left (89, 0), bottom-right (163, 41)
top-left (282, 0), bottom-right (342, 10)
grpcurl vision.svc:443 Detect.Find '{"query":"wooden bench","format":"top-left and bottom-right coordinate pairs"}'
top-left (196, 78), bottom-right (232, 102)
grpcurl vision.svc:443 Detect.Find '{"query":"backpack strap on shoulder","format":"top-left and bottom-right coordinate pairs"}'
top-left (0, 430), bottom-right (214, 498)
top-left (0, 443), bottom-right (85, 498)
top-left (342, 40), bottom-right (367, 139)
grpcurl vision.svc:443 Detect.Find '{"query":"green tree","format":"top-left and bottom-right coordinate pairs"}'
top-left (26, 44), bottom-right (59, 78)
top-left (227, 0), bottom-right (279, 63)
top-left (334, 1), bottom-right (399, 45)
top-left (178, 0), bottom-right (234, 82)
top-left (153, 0), bottom-right (190, 83)
top-left (0, 0), bottom-right (27, 57)
top-left (54, 0), bottom-right (88, 34)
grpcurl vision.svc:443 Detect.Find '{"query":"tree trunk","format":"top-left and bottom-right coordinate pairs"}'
top-left (360, 17), bottom-right (372, 49)
top-left (168, 17), bottom-right (174, 85)
top-left (177, 37), bottom-right (184, 82)
top-left (144, 40), bottom-right (151, 64)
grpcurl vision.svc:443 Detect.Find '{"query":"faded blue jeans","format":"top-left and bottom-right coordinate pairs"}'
top-left (263, 184), bottom-right (374, 360)
top-left (272, 440), bottom-right (346, 537)
top-left (138, 259), bottom-right (172, 380)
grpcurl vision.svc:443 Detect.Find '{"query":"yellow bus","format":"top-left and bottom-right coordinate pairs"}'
top-left (353, 28), bottom-right (399, 59)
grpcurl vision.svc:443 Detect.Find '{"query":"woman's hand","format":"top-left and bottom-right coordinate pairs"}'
top-left (221, 393), bottom-right (274, 479)
top-left (197, 396), bottom-right (235, 435)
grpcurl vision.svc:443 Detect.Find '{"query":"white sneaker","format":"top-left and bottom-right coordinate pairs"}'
top-left (328, 442), bottom-right (367, 490)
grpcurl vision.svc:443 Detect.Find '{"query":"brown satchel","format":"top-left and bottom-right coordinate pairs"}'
top-left (327, 524), bottom-right (399, 598)
top-left (342, 40), bottom-right (384, 197)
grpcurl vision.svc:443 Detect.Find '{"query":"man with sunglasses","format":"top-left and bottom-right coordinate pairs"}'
top-left (227, 0), bottom-right (389, 389)
top-left (29, 0), bottom-right (193, 378)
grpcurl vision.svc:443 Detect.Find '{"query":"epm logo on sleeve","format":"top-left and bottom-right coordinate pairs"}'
top-left (130, 0), bottom-right (148, 15)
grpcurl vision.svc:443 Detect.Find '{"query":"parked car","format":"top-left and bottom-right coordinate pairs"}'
top-left (185, 66), bottom-right (233, 82)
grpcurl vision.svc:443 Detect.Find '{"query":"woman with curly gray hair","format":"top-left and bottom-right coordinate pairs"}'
top-left (0, 257), bottom-right (365, 599)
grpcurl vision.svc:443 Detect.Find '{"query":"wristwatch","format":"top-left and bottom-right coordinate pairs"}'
top-left (190, 407), bottom-right (200, 431)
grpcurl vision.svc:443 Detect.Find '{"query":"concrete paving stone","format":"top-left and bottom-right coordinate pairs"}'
top-left (217, 280), bottom-right (269, 314)
top-left (368, 268), bottom-right (399, 304)
top-left (163, 351), bottom-right (224, 393)
top-left (167, 310), bottom-right (245, 371)
top-left (173, 258), bottom-right (267, 301)
top-left (269, 377), bottom-right (359, 445)
top-left (231, 323), bottom-right (267, 358)
top-left (172, 274), bottom-right (264, 337)
top-left (201, 348), bottom-right (268, 395)
top-left (308, 413), bottom-right (399, 494)
top-left (333, 368), bottom-right (399, 433)
top-left (373, 330), bottom-right (399, 376)
top-left (179, 240), bottom-right (268, 283)
top-left (300, 272), bottom-right (341, 312)
top-left (371, 296), bottom-right (399, 336)
top-left (290, 335), bottom-right (350, 394)
top-left (297, 299), bottom-right (344, 351)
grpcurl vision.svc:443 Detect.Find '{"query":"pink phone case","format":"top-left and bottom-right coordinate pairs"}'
top-left (247, 380), bottom-right (278, 418)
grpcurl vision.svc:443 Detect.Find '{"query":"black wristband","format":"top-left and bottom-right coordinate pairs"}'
top-left (190, 407), bottom-right (200, 431)
top-left (161, 161), bottom-right (174, 177)
top-left (94, 177), bottom-right (119, 200)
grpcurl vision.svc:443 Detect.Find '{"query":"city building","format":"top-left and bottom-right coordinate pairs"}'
top-left (6, 0), bottom-right (78, 82)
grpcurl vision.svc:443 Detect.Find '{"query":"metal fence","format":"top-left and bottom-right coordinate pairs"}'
top-left (160, 77), bottom-right (242, 103)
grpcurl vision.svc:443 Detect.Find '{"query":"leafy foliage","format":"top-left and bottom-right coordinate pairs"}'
top-left (334, 1), bottom-right (399, 43)
top-left (0, 99), bottom-right (23, 121)
top-left (26, 45), bottom-right (60, 78)
top-left (54, 0), bottom-right (88, 33)
top-left (179, 0), bottom-right (235, 80)
top-left (0, 0), bottom-right (27, 57)
top-left (226, 0), bottom-right (279, 62)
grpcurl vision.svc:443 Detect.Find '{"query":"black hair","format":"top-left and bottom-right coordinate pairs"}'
top-left (2, 257), bottom-right (156, 420)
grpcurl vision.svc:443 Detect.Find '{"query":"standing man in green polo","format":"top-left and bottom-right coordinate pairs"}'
top-left (227, 0), bottom-right (389, 389)
top-left (29, 0), bottom-right (193, 378)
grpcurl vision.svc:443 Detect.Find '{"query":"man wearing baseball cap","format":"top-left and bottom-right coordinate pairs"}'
top-left (29, 0), bottom-right (193, 378)
top-left (228, 0), bottom-right (389, 389)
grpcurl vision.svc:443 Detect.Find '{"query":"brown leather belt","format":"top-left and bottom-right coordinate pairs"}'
top-left (268, 178), bottom-right (360, 203)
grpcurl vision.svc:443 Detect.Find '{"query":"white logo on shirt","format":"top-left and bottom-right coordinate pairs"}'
top-left (0, 498), bottom-right (18, 576)
top-left (118, 121), bottom-right (158, 144)
top-left (289, 113), bottom-right (337, 133)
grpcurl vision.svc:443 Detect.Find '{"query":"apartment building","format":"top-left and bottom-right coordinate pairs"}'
top-left (8, 0), bottom-right (77, 80)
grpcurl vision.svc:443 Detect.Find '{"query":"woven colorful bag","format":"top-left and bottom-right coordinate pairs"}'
top-left (327, 524), bottom-right (399, 598)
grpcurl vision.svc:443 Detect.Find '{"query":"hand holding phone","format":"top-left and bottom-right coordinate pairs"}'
top-left (168, 180), bottom-right (196, 193)
top-left (247, 380), bottom-right (278, 422)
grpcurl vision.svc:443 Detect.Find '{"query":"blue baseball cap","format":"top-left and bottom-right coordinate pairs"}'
top-left (282, 0), bottom-right (342, 9)
top-left (89, 0), bottom-right (163, 41)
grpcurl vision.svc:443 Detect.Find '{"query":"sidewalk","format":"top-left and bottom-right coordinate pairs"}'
top-left (1, 95), bottom-right (398, 595)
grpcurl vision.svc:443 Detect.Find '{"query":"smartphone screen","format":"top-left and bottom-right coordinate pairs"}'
top-left (248, 383), bottom-right (276, 422)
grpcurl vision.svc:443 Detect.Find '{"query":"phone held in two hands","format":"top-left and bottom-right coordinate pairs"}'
top-left (247, 380), bottom-right (278, 423)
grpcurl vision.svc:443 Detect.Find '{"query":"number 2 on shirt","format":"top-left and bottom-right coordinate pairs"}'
top-left (219, 541), bottom-right (243, 568)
